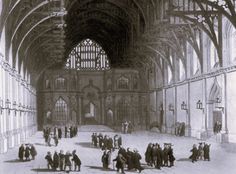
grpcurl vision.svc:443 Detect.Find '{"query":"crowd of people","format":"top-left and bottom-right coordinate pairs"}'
top-left (189, 142), bottom-right (211, 162)
top-left (91, 133), bottom-right (122, 150)
top-left (121, 121), bottom-right (133, 134)
top-left (43, 127), bottom-right (59, 146)
top-left (17, 124), bottom-right (213, 173)
top-left (101, 146), bottom-right (144, 173)
top-left (18, 144), bottom-right (37, 161)
top-left (145, 143), bottom-right (175, 169)
top-left (43, 126), bottom-right (78, 146)
top-left (44, 150), bottom-right (81, 172)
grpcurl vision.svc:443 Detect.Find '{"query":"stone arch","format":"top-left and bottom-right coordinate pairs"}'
top-left (207, 78), bottom-right (222, 134)
top-left (82, 80), bottom-right (101, 124)
top-left (208, 78), bottom-right (222, 103)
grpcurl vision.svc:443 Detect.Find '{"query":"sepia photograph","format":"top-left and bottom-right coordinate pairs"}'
top-left (0, 0), bottom-right (236, 173)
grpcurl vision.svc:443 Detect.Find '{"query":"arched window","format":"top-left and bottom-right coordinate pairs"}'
top-left (54, 97), bottom-right (68, 121)
top-left (167, 65), bottom-right (172, 84)
top-left (210, 41), bottom-right (219, 68)
top-left (117, 76), bottom-right (129, 89)
top-left (193, 48), bottom-right (200, 75)
top-left (192, 34), bottom-right (200, 75)
top-left (65, 38), bottom-right (110, 70)
top-left (117, 98), bottom-right (129, 122)
top-left (230, 27), bottom-right (236, 62)
top-left (179, 59), bottom-right (185, 80)
top-left (55, 77), bottom-right (66, 89)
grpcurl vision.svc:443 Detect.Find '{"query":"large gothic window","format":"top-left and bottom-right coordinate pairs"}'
top-left (65, 39), bottom-right (110, 70)
top-left (54, 97), bottom-right (68, 121)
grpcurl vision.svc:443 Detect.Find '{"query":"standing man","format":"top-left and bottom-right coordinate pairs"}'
top-left (72, 150), bottom-right (82, 171)
top-left (45, 152), bottom-right (53, 169)
top-left (113, 153), bottom-right (126, 174)
top-left (58, 127), bottom-right (62, 139)
top-left (133, 149), bottom-right (144, 172)
top-left (18, 144), bottom-right (25, 161)
top-left (189, 144), bottom-right (198, 163)
top-left (30, 144), bottom-right (37, 160)
top-left (59, 150), bottom-right (65, 171)
top-left (65, 126), bottom-right (68, 138)
top-left (53, 151), bottom-right (59, 170)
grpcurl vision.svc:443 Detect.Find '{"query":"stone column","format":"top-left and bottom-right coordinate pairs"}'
top-left (162, 89), bottom-right (167, 133)
top-left (81, 96), bottom-right (84, 124)
top-left (112, 95), bottom-right (116, 126)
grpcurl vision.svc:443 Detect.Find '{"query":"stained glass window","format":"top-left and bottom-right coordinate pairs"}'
top-left (65, 39), bottom-right (110, 70)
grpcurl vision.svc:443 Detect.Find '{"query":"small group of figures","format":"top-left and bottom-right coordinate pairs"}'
top-left (214, 121), bottom-right (222, 134)
top-left (145, 143), bottom-right (175, 169)
top-left (65, 126), bottom-right (78, 138)
top-left (18, 144), bottom-right (37, 161)
top-left (175, 122), bottom-right (185, 136)
top-left (45, 150), bottom-right (81, 172)
top-left (102, 147), bottom-right (144, 174)
top-left (91, 133), bottom-right (122, 150)
top-left (121, 121), bottom-right (133, 134)
top-left (189, 142), bottom-right (211, 163)
top-left (43, 127), bottom-right (60, 147)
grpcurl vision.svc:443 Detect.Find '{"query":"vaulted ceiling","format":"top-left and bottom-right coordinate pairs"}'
top-left (0, 0), bottom-right (145, 75)
top-left (1, 0), bottom-right (236, 85)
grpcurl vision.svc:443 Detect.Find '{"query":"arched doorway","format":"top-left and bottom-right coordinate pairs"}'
top-left (107, 109), bottom-right (113, 126)
top-left (84, 102), bottom-right (98, 124)
top-left (207, 79), bottom-right (222, 136)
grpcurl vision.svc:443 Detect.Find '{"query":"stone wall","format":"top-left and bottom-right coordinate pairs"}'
top-left (37, 68), bottom-right (149, 130)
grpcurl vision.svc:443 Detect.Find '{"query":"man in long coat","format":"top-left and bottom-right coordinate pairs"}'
top-left (203, 143), bottom-right (210, 161)
top-left (133, 149), bottom-right (144, 172)
top-left (72, 150), bottom-right (82, 171)
top-left (53, 151), bottom-right (59, 170)
top-left (113, 153), bottom-right (126, 173)
top-left (18, 144), bottom-right (25, 161)
top-left (189, 144), bottom-right (198, 163)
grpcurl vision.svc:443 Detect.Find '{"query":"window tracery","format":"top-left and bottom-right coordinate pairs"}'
top-left (65, 39), bottom-right (110, 70)
top-left (54, 97), bottom-right (68, 121)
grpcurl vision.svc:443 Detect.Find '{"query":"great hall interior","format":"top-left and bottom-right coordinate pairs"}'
top-left (0, 0), bottom-right (236, 158)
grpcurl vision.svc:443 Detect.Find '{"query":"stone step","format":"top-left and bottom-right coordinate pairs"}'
top-left (78, 125), bottom-right (114, 132)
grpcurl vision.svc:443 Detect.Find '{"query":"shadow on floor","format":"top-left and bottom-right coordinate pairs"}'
top-left (85, 165), bottom-right (116, 172)
top-left (75, 142), bottom-right (98, 149)
top-left (31, 168), bottom-right (57, 172)
top-left (4, 159), bottom-right (27, 163)
top-left (177, 158), bottom-right (191, 162)
top-left (34, 143), bottom-right (47, 146)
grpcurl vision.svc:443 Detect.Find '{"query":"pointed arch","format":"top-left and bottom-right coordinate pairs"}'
top-left (54, 97), bottom-right (68, 122)
top-left (209, 78), bottom-right (222, 103)
top-left (65, 38), bottom-right (110, 70)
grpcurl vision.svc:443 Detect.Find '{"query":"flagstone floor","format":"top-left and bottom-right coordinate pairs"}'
top-left (0, 125), bottom-right (236, 174)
